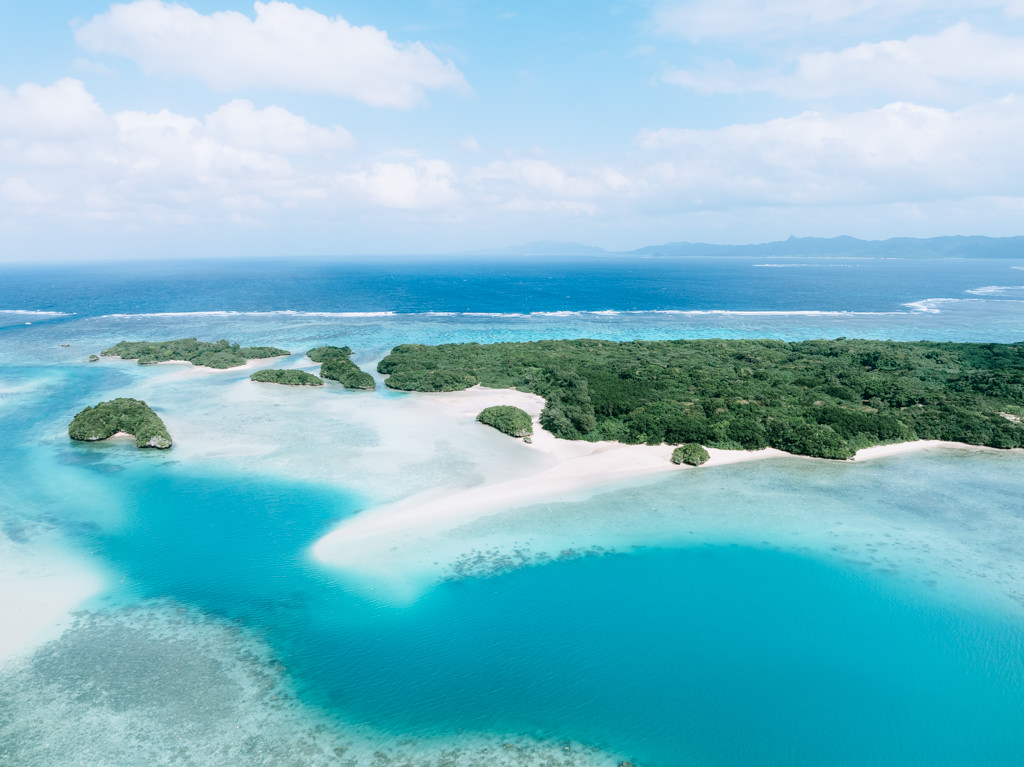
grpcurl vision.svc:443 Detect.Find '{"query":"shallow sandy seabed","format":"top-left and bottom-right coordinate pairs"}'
top-left (0, 605), bottom-right (631, 767)
top-left (0, 533), bottom-right (105, 667)
top-left (311, 387), bottom-right (1023, 604)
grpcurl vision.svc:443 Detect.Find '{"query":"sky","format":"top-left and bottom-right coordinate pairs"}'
top-left (1, 0), bottom-right (1024, 260)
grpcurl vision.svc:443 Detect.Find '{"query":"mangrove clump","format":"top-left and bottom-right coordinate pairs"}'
top-left (376, 338), bottom-right (1024, 459)
top-left (477, 405), bottom-right (534, 438)
top-left (68, 398), bottom-right (172, 449)
top-left (672, 443), bottom-right (710, 466)
top-left (307, 346), bottom-right (375, 390)
top-left (102, 338), bottom-right (289, 369)
top-left (250, 369), bottom-right (324, 386)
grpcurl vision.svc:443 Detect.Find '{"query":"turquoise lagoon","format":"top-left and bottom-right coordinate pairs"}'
top-left (2, 259), bottom-right (1024, 766)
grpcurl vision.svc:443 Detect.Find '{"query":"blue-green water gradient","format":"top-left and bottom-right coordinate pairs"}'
top-left (64, 462), bottom-right (1024, 767)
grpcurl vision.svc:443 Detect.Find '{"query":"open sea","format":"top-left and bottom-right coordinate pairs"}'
top-left (2, 254), bottom-right (1024, 766)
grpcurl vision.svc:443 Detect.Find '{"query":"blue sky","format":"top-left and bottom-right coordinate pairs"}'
top-left (2, 1), bottom-right (1023, 259)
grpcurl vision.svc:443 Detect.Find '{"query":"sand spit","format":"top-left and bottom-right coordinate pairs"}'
top-left (313, 386), bottom-right (1007, 577)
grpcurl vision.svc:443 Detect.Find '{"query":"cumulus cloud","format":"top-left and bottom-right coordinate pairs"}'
top-left (0, 79), bottom-right (626, 226)
top-left (636, 98), bottom-right (1024, 206)
top-left (651, 0), bottom-right (1008, 41)
top-left (0, 79), bottom-right (359, 223)
top-left (665, 24), bottom-right (1024, 100)
top-left (76, 0), bottom-right (468, 108)
top-left (205, 100), bottom-right (355, 154)
top-left (0, 78), bottom-right (111, 137)
top-left (466, 159), bottom-right (638, 214)
top-left (5, 79), bottom-right (1024, 242)
top-left (336, 161), bottom-right (459, 210)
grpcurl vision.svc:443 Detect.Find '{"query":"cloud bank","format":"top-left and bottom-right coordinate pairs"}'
top-left (3, 78), bottom-right (1023, 239)
top-left (665, 24), bottom-right (1024, 101)
top-left (75, 0), bottom-right (468, 108)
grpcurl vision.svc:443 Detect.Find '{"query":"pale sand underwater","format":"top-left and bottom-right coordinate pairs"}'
top-left (309, 385), bottom-right (1024, 605)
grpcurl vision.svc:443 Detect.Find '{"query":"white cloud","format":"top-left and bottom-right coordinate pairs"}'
top-left (5, 79), bottom-right (1024, 248)
top-left (652, 0), bottom-right (1010, 41)
top-left (205, 100), bottom-right (354, 154)
top-left (0, 78), bottom-right (111, 137)
top-left (336, 161), bottom-right (458, 210)
top-left (0, 177), bottom-right (55, 206)
top-left (665, 24), bottom-right (1024, 100)
top-left (0, 79), bottom-right (359, 223)
top-left (458, 135), bottom-right (482, 153)
top-left (76, 0), bottom-right (468, 108)
top-left (466, 159), bottom-right (639, 213)
top-left (636, 97), bottom-right (1024, 205)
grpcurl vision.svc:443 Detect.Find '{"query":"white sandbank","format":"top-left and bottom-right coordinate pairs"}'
top-left (0, 536), bottom-right (105, 668)
top-left (312, 386), bottom-right (1009, 578)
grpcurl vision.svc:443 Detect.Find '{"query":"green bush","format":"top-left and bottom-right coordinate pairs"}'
top-left (477, 405), bottom-right (533, 437)
top-left (672, 443), bottom-right (710, 466)
top-left (250, 369), bottom-right (324, 386)
top-left (68, 398), bottom-right (172, 449)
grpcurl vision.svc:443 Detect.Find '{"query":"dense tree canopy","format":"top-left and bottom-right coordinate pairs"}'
top-left (378, 338), bottom-right (1024, 458)
top-left (250, 369), bottom-right (323, 386)
top-left (477, 405), bottom-right (533, 438)
top-left (103, 338), bottom-right (289, 369)
top-left (307, 346), bottom-right (375, 390)
top-left (68, 398), bottom-right (172, 449)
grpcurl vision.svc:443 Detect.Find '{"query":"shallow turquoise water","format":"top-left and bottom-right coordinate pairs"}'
top-left (3, 260), bottom-right (1024, 765)
top-left (43, 461), bottom-right (1021, 767)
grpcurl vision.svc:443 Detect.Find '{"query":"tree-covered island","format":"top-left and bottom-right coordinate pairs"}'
top-left (477, 405), bottom-right (534, 438)
top-left (250, 369), bottom-right (324, 386)
top-left (378, 338), bottom-right (1024, 459)
top-left (308, 346), bottom-right (376, 390)
top-left (102, 338), bottom-right (289, 369)
top-left (68, 398), bottom-right (172, 449)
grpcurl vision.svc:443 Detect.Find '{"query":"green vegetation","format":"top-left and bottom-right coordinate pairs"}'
top-left (68, 398), bottom-right (172, 449)
top-left (477, 405), bottom-right (534, 438)
top-left (672, 443), bottom-right (710, 466)
top-left (250, 369), bottom-right (323, 386)
top-left (102, 338), bottom-right (289, 369)
top-left (377, 338), bottom-right (1024, 459)
top-left (307, 345), bottom-right (352, 363)
top-left (307, 346), bottom-right (375, 390)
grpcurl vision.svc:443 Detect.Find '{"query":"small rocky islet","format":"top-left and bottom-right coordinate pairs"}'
top-left (68, 398), bottom-right (172, 449)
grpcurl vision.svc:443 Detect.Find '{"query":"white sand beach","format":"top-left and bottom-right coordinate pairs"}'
top-left (312, 386), bottom-right (1012, 580)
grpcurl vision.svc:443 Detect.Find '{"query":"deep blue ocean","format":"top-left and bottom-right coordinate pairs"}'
top-left (2, 255), bottom-right (1024, 767)
top-left (2, 254), bottom-right (1023, 315)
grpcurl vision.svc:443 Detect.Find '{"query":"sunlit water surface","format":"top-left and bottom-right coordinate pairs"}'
top-left (2, 257), bottom-right (1024, 766)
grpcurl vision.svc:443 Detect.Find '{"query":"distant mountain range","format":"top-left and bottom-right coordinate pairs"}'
top-left (475, 235), bottom-right (1024, 259)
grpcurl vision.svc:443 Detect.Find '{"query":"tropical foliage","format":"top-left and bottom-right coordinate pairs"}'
top-left (250, 369), bottom-right (323, 386)
top-left (377, 338), bottom-right (1024, 458)
top-left (102, 338), bottom-right (289, 369)
top-left (672, 443), bottom-right (710, 466)
top-left (477, 405), bottom-right (533, 437)
top-left (308, 346), bottom-right (376, 390)
top-left (68, 398), bottom-right (172, 449)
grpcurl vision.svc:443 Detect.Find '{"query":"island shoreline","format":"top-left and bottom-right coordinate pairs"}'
top-left (311, 386), bottom-right (1017, 572)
